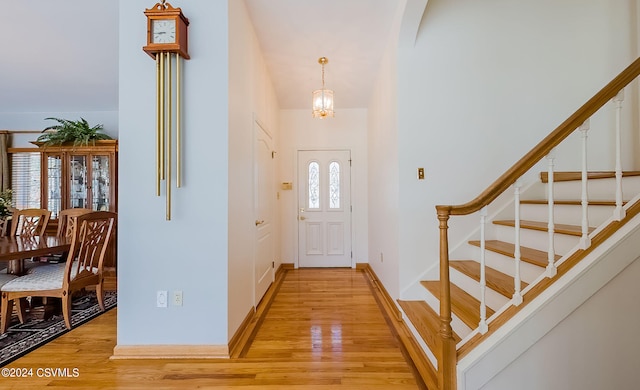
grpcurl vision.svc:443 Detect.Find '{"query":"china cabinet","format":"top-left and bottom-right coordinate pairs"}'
top-left (33, 140), bottom-right (118, 267)
top-left (34, 141), bottom-right (117, 217)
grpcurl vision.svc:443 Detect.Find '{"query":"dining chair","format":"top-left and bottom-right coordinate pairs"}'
top-left (10, 208), bottom-right (51, 237)
top-left (0, 211), bottom-right (117, 332)
top-left (35, 208), bottom-right (93, 265)
top-left (56, 208), bottom-right (93, 239)
top-left (5, 208), bottom-right (52, 274)
top-left (0, 274), bottom-right (18, 326)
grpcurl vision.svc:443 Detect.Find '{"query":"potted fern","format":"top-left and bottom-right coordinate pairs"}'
top-left (37, 117), bottom-right (113, 147)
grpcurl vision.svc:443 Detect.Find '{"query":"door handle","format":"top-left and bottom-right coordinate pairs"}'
top-left (298, 215), bottom-right (306, 220)
top-left (255, 220), bottom-right (264, 226)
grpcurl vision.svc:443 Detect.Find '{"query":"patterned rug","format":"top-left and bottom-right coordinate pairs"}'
top-left (0, 290), bottom-right (117, 367)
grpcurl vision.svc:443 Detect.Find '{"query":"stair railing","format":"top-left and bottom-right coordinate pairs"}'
top-left (434, 57), bottom-right (640, 390)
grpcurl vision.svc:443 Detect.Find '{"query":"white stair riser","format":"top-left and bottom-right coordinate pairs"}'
top-left (494, 225), bottom-right (580, 255)
top-left (450, 266), bottom-right (510, 311)
top-left (550, 176), bottom-right (640, 201)
top-left (465, 246), bottom-right (546, 284)
top-left (519, 203), bottom-right (615, 226)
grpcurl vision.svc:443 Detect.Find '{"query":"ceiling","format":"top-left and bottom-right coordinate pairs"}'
top-left (0, 1), bottom-right (119, 113)
top-left (243, 0), bottom-right (401, 109)
top-left (0, 1), bottom-right (400, 114)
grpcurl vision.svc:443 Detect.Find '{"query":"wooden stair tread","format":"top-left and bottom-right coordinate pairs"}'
top-left (450, 260), bottom-right (527, 298)
top-left (540, 171), bottom-right (640, 183)
top-left (421, 281), bottom-right (495, 329)
top-left (521, 199), bottom-right (625, 206)
top-left (468, 240), bottom-right (557, 268)
top-left (398, 300), bottom-right (461, 355)
top-left (493, 219), bottom-right (594, 236)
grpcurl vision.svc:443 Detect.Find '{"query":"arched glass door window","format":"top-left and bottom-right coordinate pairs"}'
top-left (329, 161), bottom-right (340, 209)
top-left (308, 161), bottom-right (320, 209)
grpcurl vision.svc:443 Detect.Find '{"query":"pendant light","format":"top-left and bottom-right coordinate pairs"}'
top-left (312, 57), bottom-right (334, 118)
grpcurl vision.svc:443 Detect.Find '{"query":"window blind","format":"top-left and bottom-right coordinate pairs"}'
top-left (11, 152), bottom-right (41, 210)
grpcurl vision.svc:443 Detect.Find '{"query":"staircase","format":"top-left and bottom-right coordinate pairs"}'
top-left (398, 57), bottom-right (640, 390)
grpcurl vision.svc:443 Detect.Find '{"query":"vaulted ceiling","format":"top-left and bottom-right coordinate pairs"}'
top-left (0, 1), bottom-right (400, 114)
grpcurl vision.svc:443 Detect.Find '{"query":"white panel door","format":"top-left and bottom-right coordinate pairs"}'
top-left (298, 150), bottom-right (352, 267)
top-left (254, 121), bottom-right (274, 305)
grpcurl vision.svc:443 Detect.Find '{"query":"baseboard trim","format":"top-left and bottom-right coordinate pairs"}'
top-left (233, 264), bottom-right (289, 358)
top-left (362, 264), bottom-right (401, 321)
top-left (362, 264), bottom-right (438, 390)
top-left (228, 306), bottom-right (255, 358)
top-left (111, 344), bottom-right (229, 359)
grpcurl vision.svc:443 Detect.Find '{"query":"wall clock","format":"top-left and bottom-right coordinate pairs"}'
top-left (143, 1), bottom-right (190, 59)
top-left (143, 1), bottom-right (190, 220)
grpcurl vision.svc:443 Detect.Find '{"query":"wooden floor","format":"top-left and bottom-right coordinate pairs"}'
top-left (3, 268), bottom-right (424, 389)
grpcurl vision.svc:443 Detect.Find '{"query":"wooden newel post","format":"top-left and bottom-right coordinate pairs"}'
top-left (437, 207), bottom-right (457, 390)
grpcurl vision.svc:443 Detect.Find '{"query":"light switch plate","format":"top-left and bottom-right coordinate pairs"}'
top-left (157, 290), bottom-right (168, 308)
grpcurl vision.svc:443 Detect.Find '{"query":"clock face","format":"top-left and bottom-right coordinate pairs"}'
top-left (151, 19), bottom-right (176, 44)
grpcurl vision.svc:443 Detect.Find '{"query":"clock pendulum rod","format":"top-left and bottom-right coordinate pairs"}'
top-left (176, 53), bottom-right (182, 188)
top-left (155, 51), bottom-right (183, 220)
top-left (166, 52), bottom-right (173, 221)
top-left (159, 52), bottom-right (166, 183)
top-left (156, 52), bottom-right (162, 196)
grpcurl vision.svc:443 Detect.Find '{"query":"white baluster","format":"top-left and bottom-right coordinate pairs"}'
top-left (513, 180), bottom-right (523, 306)
top-left (613, 90), bottom-right (626, 221)
top-left (546, 149), bottom-right (557, 277)
top-left (479, 206), bottom-right (488, 334)
top-left (579, 120), bottom-right (591, 250)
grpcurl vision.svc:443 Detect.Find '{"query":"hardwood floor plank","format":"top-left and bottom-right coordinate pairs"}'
top-left (4, 268), bottom-right (423, 389)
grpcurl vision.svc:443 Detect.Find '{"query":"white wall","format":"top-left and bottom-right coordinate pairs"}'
top-left (117, 0), bottom-right (230, 346)
top-left (396, 0), bottom-right (640, 292)
top-left (228, 0), bottom-right (280, 339)
top-left (278, 109), bottom-right (368, 266)
top-left (367, 2), bottom-right (405, 298)
top-left (477, 256), bottom-right (640, 390)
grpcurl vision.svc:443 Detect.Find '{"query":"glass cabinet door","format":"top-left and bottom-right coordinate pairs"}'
top-left (91, 155), bottom-right (111, 211)
top-left (47, 154), bottom-right (63, 218)
top-left (69, 155), bottom-right (88, 209)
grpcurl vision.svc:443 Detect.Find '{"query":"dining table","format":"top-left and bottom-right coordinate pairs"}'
top-left (0, 235), bottom-right (71, 275)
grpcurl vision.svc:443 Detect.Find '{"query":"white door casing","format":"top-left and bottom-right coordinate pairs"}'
top-left (297, 150), bottom-right (352, 268)
top-left (254, 120), bottom-right (274, 305)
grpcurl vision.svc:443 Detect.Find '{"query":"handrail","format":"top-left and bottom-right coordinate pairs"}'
top-left (435, 56), bottom-right (640, 216)
top-left (433, 56), bottom-right (640, 390)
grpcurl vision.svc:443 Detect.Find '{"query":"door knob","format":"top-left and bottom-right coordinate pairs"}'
top-left (255, 220), bottom-right (264, 226)
top-left (298, 215), bottom-right (306, 220)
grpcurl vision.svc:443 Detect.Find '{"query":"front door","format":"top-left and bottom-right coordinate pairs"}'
top-left (254, 120), bottom-right (274, 305)
top-left (297, 150), bottom-right (352, 267)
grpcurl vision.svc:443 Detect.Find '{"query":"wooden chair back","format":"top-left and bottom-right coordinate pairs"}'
top-left (63, 211), bottom-right (117, 289)
top-left (56, 208), bottom-right (92, 239)
top-left (10, 208), bottom-right (51, 237)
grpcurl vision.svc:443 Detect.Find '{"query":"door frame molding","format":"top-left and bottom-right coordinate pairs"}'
top-left (294, 148), bottom-right (354, 269)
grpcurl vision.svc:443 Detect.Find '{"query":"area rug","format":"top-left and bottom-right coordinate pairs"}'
top-left (0, 290), bottom-right (117, 367)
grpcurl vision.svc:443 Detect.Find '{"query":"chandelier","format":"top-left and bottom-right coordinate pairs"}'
top-left (312, 57), bottom-right (334, 118)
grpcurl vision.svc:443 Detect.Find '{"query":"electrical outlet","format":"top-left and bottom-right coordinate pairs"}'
top-left (172, 290), bottom-right (183, 306)
top-left (157, 290), bottom-right (168, 308)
